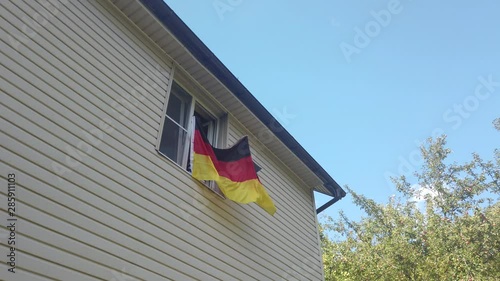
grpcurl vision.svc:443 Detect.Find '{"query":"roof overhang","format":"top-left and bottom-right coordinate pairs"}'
top-left (110, 0), bottom-right (346, 205)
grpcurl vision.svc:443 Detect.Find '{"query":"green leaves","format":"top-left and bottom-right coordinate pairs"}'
top-left (320, 120), bottom-right (500, 280)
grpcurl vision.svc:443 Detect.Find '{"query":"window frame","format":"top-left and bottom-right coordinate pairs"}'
top-left (158, 82), bottom-right (193, 168)
top-left (156, 73), bottom-right (227, 198)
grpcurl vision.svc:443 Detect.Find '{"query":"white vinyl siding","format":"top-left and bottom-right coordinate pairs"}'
top-left (0, 0), bottom-right (324, 280)
top-left (227, 119), bottom-right (325, 279)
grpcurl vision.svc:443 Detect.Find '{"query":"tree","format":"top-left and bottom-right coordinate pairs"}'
top-left (321, 119), bottom-right (500, 280)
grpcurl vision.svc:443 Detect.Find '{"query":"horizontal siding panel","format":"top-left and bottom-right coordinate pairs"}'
top-left (50, 1), bottom-right (169, 102)
top-left (0, 6), bottom-right (162, 138)
top-left (228, 120), bottom-right (322, 247)
top-left (22, 0), bottom-right (169, 108)
top-left (233, 127), bottom-right (317, 214)
top-left (228, 122), bottom-right (325, 278)
top-left (1, 76), bottom-right (316, 279)
top-left (0, 46), bottom-right (158, 150)
top-left (0, 85), bottom-right (281, 280)
top-left (226, 125), bottom-right (318, 232)
top-left (0, 182), bottom-right (215, 280)
top-left (0, 206), bottom-right (174, 281)
top-left (0, 259), bottom-right (53, 281)
top-left (0, 245), bottom-right (102, 281)
top-left (1, 0), bottom-right (325, 280)
top-left (0, 84), bottom-right (316, 276)
top-left (223, 148), bottom-right (321, 263)
top-left (2, 81), bottom-right (318, 278)
top-left (0, 210), bottom-right (142, 281)
top-left (0, 129), bottom-right (263, 280)
top-left (227, 130), bottom-right (317, 225)
top-left (96, 1), bottom-right (173, 87)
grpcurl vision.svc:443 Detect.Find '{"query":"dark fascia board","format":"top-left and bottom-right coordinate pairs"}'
top-left (139, 0), bottom-right (346, 201)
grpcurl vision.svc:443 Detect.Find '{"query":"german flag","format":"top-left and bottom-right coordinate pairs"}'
top-left (191, 118), bottom-right (276, 215)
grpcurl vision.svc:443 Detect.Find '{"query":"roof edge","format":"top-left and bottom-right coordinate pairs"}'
top-left (139, 0), bottom-right (345, 199)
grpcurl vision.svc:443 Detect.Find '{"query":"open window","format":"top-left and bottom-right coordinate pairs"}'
top-left (158, 81), bottom-right (225, 197)
top-left (158, 82), bottom-right (192, 168)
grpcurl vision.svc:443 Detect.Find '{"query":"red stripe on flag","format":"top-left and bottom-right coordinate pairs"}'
top-left (193, 130), bottom-right (258, 182)
top-left (215, 156), bottom-right (259, 182)
top-left (193, 130), bottom-right (217, 158)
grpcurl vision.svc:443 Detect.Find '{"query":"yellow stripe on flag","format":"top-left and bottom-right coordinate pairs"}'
top-left (193, 154), bottom-right (276, 215)
top-left (192, 153), bottom-right (218, 181)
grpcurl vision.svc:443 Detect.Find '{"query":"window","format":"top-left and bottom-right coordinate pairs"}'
top-left (159, 82), bottom-right (192, 167)
top-left (158, 81), bottom-right (225, 197)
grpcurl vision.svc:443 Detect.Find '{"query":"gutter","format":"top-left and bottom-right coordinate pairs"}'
top-left (316, 191), bottom-right (346, 214)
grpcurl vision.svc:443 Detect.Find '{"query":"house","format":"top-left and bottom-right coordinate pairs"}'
top-left (0, 0), bottom-right (345, 280)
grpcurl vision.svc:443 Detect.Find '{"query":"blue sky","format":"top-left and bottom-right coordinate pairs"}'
top-left (164, 0), bottom-right (500, 222)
